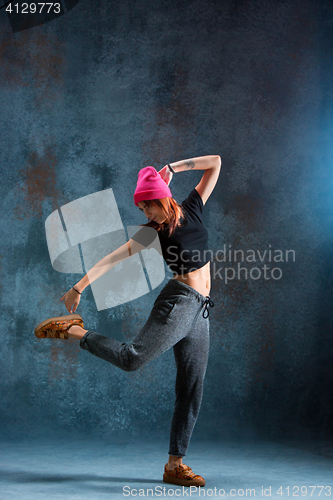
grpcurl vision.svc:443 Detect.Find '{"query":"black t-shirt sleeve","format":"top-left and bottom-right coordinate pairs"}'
top-left (130, 226), bottom-right (158, 248)
top-left (181, 188), bottom-right (204, 215)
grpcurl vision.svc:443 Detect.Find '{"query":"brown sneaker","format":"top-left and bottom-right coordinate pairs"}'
top-left (34, 314), bottom-right (84, 339)
top-left (163, 463), bottom-right (205, 487)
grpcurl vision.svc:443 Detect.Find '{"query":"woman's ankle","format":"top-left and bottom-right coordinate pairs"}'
top-left (68, 325), bottom-right (88, 339)
top-left (167, 455), bottom-right (183, 470)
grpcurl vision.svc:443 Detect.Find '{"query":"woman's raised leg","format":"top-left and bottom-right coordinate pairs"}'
top-left (78, 285), bottom-right (202, 372)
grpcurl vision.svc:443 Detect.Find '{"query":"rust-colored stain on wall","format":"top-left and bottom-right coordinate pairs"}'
top-left (13, 144), bottom-right (62, 220)
top-left (48, 341), bottom-right (80, 384)
top-left (0, 30), bottom-right (66, 105)
top-left (2, 29), bottom-right (68, 220)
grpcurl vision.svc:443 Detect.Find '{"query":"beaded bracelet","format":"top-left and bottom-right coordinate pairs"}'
top-left (167, 163), bottom-right (175, 174)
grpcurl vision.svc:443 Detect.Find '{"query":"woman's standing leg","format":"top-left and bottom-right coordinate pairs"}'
top-left (168, 313), bottom-right (210, 462)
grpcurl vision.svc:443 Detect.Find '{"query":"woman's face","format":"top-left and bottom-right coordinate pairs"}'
top-left (138, 200), bottom-right (166, 224)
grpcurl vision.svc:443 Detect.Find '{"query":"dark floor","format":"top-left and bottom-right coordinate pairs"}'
top-left (0, 436), bottom-right (332, 499)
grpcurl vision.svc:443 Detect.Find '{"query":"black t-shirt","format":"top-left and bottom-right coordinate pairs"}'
top-left (132, 188), bottom-right (210, 276)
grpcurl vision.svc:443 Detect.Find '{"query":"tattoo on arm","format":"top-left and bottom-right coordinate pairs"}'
top-left (184, 160), bottom-right (195, 170)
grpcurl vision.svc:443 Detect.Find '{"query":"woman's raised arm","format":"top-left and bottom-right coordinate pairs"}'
top-left (168, 155), bottom-right (221, 173)
top-left (160, 155), bottom-right (221, 205)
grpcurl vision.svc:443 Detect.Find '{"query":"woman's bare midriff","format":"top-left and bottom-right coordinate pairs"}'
top-left (172, 261), bottom-right (211, 297)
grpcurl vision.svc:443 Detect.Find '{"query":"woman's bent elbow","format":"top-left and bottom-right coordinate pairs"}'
top-left (215, 155), bottom-right (222, 168)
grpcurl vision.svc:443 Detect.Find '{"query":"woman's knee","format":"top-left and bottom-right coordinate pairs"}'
top-left (121, 347), bottom-right (145, 372)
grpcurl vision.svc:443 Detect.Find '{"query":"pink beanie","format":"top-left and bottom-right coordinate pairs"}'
top-left (134, 166), bottom-right (172, 206)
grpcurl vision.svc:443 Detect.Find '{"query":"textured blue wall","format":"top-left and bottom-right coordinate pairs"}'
top-left (0, 0), bottom-right (332, 443)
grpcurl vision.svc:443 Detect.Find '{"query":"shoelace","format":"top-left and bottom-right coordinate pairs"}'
top-left (202, 296), bottom-right (214, 318)
top-left (170, 464), bottom-right (200, 479)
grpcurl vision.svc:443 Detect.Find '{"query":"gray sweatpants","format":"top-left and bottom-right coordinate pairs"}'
top-left (79, 279), bottom-right (212, 457)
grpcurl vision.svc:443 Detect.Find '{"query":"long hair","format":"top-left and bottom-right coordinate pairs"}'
top-left (141, 197), bottom-right (185, 237)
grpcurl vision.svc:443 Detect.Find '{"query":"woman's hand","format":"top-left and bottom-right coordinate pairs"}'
top-left (158, 165), bottom-right (173, 186)
top-left (60, 288), bottom-right (81, 314)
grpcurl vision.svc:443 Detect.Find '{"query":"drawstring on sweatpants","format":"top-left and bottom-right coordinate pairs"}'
top-left (202, 296), bottom-right (214, 318)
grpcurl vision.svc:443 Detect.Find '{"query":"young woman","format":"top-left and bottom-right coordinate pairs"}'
top-left (35, 155), bottom-right (221, 487)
